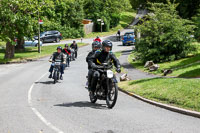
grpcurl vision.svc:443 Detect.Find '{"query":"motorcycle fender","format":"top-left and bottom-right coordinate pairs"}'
top-left (111, 77), bottom-right (118, 83)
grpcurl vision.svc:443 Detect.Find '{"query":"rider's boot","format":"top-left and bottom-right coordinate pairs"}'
top-left (48, 73), bottom-right (52, 78)
top-left (89, 90), bottom-right (95, 99)
top-left (60, 74), bottom-right (63, 80)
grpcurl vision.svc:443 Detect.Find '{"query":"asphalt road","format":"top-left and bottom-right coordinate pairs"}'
top-left (1, 29), bottom-right (200, 133)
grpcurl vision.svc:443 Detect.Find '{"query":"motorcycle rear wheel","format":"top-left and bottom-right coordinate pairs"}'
top-left (106, 82), bottom-right (118, 109)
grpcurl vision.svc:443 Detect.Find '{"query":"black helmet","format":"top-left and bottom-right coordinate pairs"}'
top-left (57, 46), bottom-right (62, 50)
top-left (65, 44), bottom-right (69, 47)
top-left (92, 41), bottom-right (101, 49)
top-left (102, 40), bottom-right (112, 50)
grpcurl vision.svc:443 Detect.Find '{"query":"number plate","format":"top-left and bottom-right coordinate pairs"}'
top-left (107, 70), bottom-right (114, 78)
top-left (55, 62), bottom-right (61, 65)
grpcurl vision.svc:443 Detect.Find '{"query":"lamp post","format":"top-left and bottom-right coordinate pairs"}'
top-left (37, 0), bottom-right (41, 53)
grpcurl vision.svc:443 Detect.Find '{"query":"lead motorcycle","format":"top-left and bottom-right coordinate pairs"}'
top-left (89, 63), bottom-right (118, 109)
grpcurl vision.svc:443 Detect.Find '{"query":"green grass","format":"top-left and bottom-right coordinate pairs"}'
top-left (85, 10), bottom-right (136, 39)
top-left (119, 78), bottom-right (200, 112)
top-left (0, 43), bottom-right (87, 64)
top-left (115, 52), bottom-right (122, 59)
top-left (128, 42), bottom-right (200, 78)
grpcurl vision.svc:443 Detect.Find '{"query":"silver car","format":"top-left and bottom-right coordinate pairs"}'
top-left (24, 38), bottom-right (43, 47)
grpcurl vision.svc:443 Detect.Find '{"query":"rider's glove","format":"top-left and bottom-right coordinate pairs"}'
top-left (116, 68), bottom-right (121, 73)
top-left (93, 65), bottom-right (102, 69)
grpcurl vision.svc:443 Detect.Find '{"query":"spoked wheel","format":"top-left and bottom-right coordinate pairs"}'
top-left (89, 91), bottom-right (97, 103)
top-left (106, 81), bottom-right (118, 109)
top-left (53, 71), bottom-right (57, 84)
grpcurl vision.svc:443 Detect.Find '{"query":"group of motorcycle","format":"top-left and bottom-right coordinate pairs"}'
top-left (50, 44), bottom-right (77, 84)
top-left (50, 38), bottom-right (120, 109)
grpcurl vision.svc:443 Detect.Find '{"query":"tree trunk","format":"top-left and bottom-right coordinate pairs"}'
top-left (4, 41), bottom-right (15, 59)
top-left (15, 37), bottom-right (25, 51)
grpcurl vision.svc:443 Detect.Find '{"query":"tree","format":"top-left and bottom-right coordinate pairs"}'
top-left (0, 0), bottom-right (39, 59)
top-left (135, 1), bottom-right (196, 63)
top-left (192, 6), bottom-right (200, 42)
top-left (129, 0), bottom-right (200, 19)
top-left (83, 0), bottom-right (131, 32)
top-left (39, 0), bottom-right (85, 38)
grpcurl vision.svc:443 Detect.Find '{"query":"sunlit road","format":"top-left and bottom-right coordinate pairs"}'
top-left (1, 29), bottom-right (200, 133)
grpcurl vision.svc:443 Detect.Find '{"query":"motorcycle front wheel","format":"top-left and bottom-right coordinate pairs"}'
top-left (106, 81), bottom-right (118, 109)
top-left (53, 70), bottom-right (57, 84)
top-left (89, 91), bottom-right (97, 103)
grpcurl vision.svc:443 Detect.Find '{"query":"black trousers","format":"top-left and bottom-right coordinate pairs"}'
top-left (91, 71), bottom-right (100, 92)
top-left (75, 50), bottom-right (78, 58)
top-left (88, 69), bottom-right (93, 89)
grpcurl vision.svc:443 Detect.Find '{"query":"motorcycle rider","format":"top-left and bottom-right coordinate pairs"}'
top-left (48, 46), bottom-right (66, 80)
top-left (86, 41), bottom-right (101, 90)
top-left (62, 44), bottom-right (71, 67)
top-left (93, 36), bottom-right (101, 43)
top-left (70, 40), bottom-right (78, 59)
top-left (88, 40), bottom-right (121, 95)
top-left (117, 29), bottom-right (121, 41)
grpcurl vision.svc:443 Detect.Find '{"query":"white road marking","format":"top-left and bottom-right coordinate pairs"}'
top-left (28, 72), bottom-right (64, 133)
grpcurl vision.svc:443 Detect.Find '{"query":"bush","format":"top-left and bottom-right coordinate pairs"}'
top-left (135, 1), bottom-right (196, 63)
top-left (39, 0), bottom-right (84, 39)
top-left (192, 8), bottom-right (200, 42)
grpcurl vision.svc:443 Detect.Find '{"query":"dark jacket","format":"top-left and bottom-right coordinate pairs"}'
top-left (51, 52), bottom-right (65, 63)
top-left (62, 48), bottom-right (71, 56)
top-left (89, 50), bottom-right (121, 69)
top-left (70, 43), bottom-right (78, 51)
top-left (86, 50), bottom-right (96, 69)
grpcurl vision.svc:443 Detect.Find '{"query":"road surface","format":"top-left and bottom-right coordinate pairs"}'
top-left (0, 29), bottom-right (200, 133)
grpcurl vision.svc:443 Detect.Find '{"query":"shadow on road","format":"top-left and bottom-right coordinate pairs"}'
top-left (121, 50), bottom-right (133, 55)
top-left (121, 63), bottom-right (135, 69)
top-left (35, 81), bottom-right (57, 85)
top-left (54, 101), bottom-right (108, 110)
top-left (105, 35), bottom-right (121, 42)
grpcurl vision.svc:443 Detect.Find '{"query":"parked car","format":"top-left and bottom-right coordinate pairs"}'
top-left (15, 37), bottom-right (42, 47)
top-left (122, 32), bottom-right (136, 46)
top-left (34, 30), bottom-right (62, 43)
top-left (24, 38), bottom-right (43, 47)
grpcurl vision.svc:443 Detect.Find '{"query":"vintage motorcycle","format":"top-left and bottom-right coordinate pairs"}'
top-left (70, 48), bottom-right (75, 61)
top-left (52, 59), bottom-right (62, 84)
top-left (89, 63), bottom-right (118, 109)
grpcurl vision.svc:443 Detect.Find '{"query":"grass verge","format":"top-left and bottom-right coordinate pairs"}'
top-left (119, 77), bottom-right (200, 112)
top-left (0, 43), bottom-right (87, 64)
top-left (84, 10), bottom-right (136, 39)
top-left (128, 42), bottom-right (200, 78)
